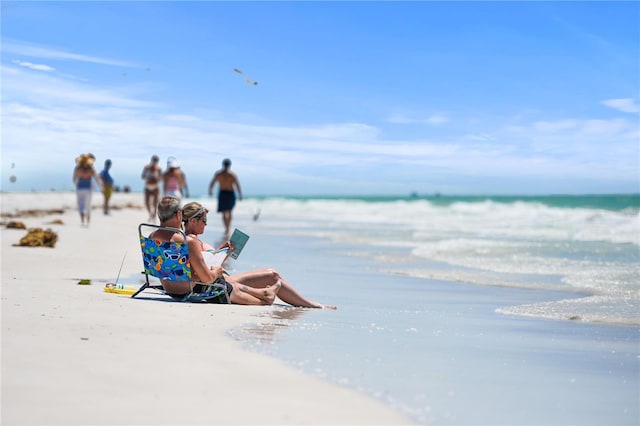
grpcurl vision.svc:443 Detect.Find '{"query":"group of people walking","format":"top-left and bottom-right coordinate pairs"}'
top-left (72, 153), bottom-right (114, 226)
top-left (73, 154), bottom-right (335, 308)
top-left (74, 153), bottom-right (242, 234)
top-left (142, 155), bottom-right (242, 235)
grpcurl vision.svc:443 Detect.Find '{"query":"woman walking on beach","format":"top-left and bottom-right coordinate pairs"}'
top-left (141, 155), bottom-right (162, 221)
top-left (72, 153), bottom-right (103, 227)
top-left (154, 197), bottom-right (336, 309)
top-left (163, 157), bottom-right (189, 199)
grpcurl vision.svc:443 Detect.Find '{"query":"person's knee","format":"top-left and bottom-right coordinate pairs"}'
top-left (266, 268), bottom-right (281, 282)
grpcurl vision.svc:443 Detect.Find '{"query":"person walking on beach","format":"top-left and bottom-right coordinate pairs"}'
top-left (163, 156), bottom-right (189, 200)
top-left (154, 197), bottom-right (336, 309)
top-left (72, 153), bottom-right (103, 227)
top-left (141, 155), bottom-right (162, 221)
top-left (208, 158), bottom-right (242, 236)
top-left (99, 159), bottom-right (114, 215)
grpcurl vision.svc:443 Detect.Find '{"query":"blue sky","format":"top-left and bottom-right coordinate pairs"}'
top-left (1, 1), bottom-right (638, 196)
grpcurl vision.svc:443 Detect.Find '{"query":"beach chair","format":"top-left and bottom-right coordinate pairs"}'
top-left (133, 223), bottom-right (230, 303)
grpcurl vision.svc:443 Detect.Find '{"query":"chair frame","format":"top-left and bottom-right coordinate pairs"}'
top-left (133, 223), bottom-right (230, 303)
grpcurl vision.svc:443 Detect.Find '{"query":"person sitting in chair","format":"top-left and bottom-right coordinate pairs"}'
top-left (152, 196), bottom-right (336, 309)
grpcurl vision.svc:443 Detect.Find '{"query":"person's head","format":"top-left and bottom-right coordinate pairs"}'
top-left (151, 155), bottom-right (159, 164)
top-left (167, 156), bottom-right (180, 170)
top-left (222, 158), bottom-right (231, 169)
top-left (182, 202), bottom-right (209, 230)
top-left (157, 196), bottom-right (181, 223)
top-left (104, 159), bottom-right (112, 168)
top-left (76, 153), bottom-right (95, 168)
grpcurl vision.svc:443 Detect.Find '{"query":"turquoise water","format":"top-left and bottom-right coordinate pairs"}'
top-left (195, 194), bottom-right (640, 424)
top-left (251, 193), bottom-right (640, 211)
top-left (206, 193), bottom-right (639, 325)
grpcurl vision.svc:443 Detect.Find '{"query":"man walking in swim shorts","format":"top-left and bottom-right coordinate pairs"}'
top-left (208, 158), bottom-right (242, 236)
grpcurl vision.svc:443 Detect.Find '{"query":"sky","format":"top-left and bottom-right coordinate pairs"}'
top-left (1, 1), bottom-right (639, 196)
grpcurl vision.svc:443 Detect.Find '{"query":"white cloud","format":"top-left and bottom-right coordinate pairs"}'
top-left (601, 98), bottom-right (640, 113)
top-left (387, 113), bottom-right (449, 125)
top-left (533, 119), bottom-right (578, 132)
top-left (425, 114), bottom-right (449, 125)
top-left (11, 60), bottom-right (55, 72)
top-left (2, 39), bottom-right (138, 68)
top-left (1, 45), bottom-right (637, 195)
top-left (2, 64), bottom-right (158, 108)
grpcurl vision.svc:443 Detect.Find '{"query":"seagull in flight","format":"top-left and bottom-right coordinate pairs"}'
top-left (234, 68), bottom-right (258, 85)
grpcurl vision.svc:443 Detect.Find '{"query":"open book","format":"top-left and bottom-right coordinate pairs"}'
top-left (203, 228), bottom-right (250, 267)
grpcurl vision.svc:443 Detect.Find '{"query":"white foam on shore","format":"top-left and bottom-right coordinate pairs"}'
top-left (222, 196), bottom-right (640, 326)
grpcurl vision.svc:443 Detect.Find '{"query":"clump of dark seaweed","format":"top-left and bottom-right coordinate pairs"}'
top-left (15, 228), bottom-right (58, 248)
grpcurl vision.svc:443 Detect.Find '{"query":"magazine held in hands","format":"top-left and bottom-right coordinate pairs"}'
top-left (205, 228), bottom-right (250, 267)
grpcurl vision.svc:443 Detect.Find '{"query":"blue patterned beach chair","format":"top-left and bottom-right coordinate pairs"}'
top-left (132, 223), bottom-right (230, 303)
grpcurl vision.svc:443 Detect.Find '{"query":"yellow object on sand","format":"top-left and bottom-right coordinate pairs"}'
top-left (104, 284), bottom-right (137, 295)
top-left (78, 279), bottom-right (91, 285)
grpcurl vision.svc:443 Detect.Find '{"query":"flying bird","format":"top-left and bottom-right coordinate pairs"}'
top-left (233, 68), bottom-right (258, 85)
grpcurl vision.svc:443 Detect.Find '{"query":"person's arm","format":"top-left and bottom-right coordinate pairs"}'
top-left (235, 176), bottom-right (243, 201)
top-left (141, 165), bottom-right (147, 180)
top-left (92, 168), bottom-right (104, 191)
top-left (162, 172), bottom-right (168, 192)
top-left (187, 236), bottom-right (224, 283)
top-left (181, 172), bottom-right (189, 198)
top-left (208, 173), bottom-right (218, 196)
top-left (216, 240), bottom-right (231, 251)
top-left (72, 167), bottom-right (79, 185)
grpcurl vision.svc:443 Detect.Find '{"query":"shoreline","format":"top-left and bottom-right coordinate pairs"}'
top-left (1, 192), bottom-right (412, 425)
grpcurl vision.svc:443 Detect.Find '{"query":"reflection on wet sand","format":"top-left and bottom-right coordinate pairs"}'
top-left (232, 306), bottom-right (310, 345)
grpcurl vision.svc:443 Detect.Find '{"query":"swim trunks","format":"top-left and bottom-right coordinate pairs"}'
top-left (144, 184), bottom-right (159, 193)
top-left (165, 189), bottom-right (182, 199)
top-left (218, 190), bottom-right (236, 212)
top-left (103, 185), bottom-right (113, 200)
top-left (167, 280), bottom-right (232, 303)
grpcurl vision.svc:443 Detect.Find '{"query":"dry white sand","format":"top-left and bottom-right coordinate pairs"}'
top-left (1, 191), bottom-right (412, 425)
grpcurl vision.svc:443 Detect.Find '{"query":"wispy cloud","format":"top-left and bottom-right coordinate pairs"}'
top-left (2, 66), bottom-right (157, 111)
top-left (601, 98), bottom-right (640, 114)
top-left (387, 113), bottom-right (449, 125)
top-left (1, 39), bottom-right (637, 195)
top-left (2, 39), bottom-right (138, 68)
top-left (11, 59), bottom-right (55, 72)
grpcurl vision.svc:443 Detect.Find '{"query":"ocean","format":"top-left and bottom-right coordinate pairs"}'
top-left (203, 194), bottom-right (639, 425)
top-left (226, 194), bottom-right (639, 325)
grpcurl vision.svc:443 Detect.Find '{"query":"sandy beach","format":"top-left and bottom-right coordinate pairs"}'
top-left (1, 191), bottom-right (412, 425)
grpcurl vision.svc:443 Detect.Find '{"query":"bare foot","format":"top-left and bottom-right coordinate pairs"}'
top-left (261, 279), bottom-right (282, 304)
top-left (306, 301), bottom-right (337, 309)
top-left (271, 279), bottom-right (282, 292)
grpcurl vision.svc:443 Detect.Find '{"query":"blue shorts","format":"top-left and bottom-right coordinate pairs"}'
top-left (218, 190), bottom-right (236, 212)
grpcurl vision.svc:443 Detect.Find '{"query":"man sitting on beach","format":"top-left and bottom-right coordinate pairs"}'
top-left (152, 196), bottom-right (335, 308)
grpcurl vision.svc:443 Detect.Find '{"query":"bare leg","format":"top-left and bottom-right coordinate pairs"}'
top-left (222, 210), bottom-right (232, 235)
top-left (229, 279), bottom-right (281, 305)
top-left (228, 269), bottom-right (336, 309)
top-left (146, 190), bottom-right (159, 221)
top-left (151, 191), bottom-right (159, 219)
top-left (144, 191), bottom-right (152, 218)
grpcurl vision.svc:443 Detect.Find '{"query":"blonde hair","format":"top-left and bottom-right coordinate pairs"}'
top-left (181, 202), bottom-right (208, 225)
